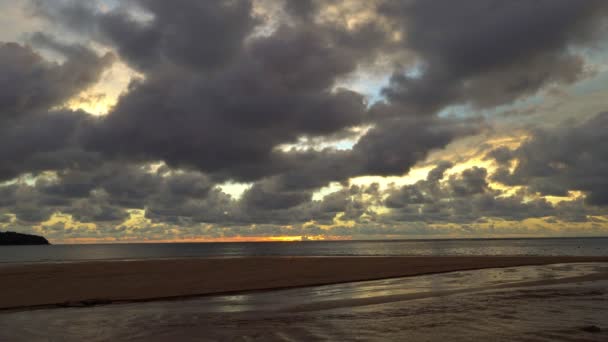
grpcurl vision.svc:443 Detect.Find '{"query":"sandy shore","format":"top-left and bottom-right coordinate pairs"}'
top-left (2, 256), bottom-right (608, 310)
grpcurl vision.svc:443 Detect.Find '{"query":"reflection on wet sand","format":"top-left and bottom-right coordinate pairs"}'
top-left (1, 263), bottom-right (607, 341)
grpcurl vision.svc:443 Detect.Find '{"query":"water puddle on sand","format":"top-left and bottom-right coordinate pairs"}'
top-left (1, 263), bottom-right (607, 341)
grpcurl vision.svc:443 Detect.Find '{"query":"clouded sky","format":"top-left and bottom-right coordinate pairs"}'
top-left (2, 0), bottom-right (608, 243)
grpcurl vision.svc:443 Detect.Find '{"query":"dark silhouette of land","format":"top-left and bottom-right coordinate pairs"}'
top-left (0, 231), bottom-right (49, 246)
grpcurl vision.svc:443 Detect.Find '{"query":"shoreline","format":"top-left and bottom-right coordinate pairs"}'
top-left (2, 256), bottom-right (608, 311)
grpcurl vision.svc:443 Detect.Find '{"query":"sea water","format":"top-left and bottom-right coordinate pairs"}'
top-left (1, 237), bottom-right (607, 263)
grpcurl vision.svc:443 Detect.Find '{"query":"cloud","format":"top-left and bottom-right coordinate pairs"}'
top-left (0, 38), bottom-right (113, 119)
top-left (490, 111), bottom-right (608, 206)
top-left (26, 0), bottom-right (605, 188)
top-left (0, 35), bottom-right (113, 181)
top-left (379, 0), bottom-right (608, 113)
top-left (33, 0), bottom-right (258, 72)
top-left (66, 191), bottom-right (130, 223)
top-left (383, 164), bottom-right (560, 225)
top-left (0, 0), bottom-right (607, 240)
top-left (0, 110), bottom-right (100, 181)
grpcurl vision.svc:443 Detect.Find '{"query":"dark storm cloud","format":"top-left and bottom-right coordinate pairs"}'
top-left (485, 146), bottom-right (515, 166)
top-left (238, 183), bottom-right (376, 225)
top-left (34, 0), bottom-right (258, 72)
top-left (0, 110), bottom-right (100, 181)
top-left (0, 39), bottom-right (112, 119)
top-left (241, 180), bottom-right (313, 211)
top-left (79, 20), bottom-right (376, 182)
top-left (0, 163), bottom-right (215, 224)
top-left (384, 161), bottom-right (453, 209)
top-left (65, 191), bottom-right (130, 223)
top-left (30, 0), bottom-right (420, 187)
top-left (243, 115), bottom-right (480, 194)
top-left (0, 184), bottom-right (55, 223)
top-left (351, 115), bottom-right (479, 176)
top-left (44, 163), bottom-right (214, 209)
top-left (145, 187), bottom-right (235, 225)
top-left (384, 165), bottom-right (557, 224)
top-left (27, 0), bottom-right (605, 189)
top-left (0, 157), bottom-right (600, 236)
top-left (0, 35), bottom-right (112, 181)
top-left (427, 161), bottom-right (453, 182)
top-left (379, 0), bottom-right (608, 113)
top-left (449, 167), bottom-right (489, 197)
top-left (489, 111), bottom-right (608, 206)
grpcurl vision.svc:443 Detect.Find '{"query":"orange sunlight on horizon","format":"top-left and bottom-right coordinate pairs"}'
top-left (55, 235), bottom-right (351, 244)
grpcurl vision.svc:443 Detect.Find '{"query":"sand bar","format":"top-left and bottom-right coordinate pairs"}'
top-left (2, 256), bottom-right (608, 310)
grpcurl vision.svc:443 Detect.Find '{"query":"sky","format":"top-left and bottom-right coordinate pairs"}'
top-left (1, 0), bottom-right (608, 243)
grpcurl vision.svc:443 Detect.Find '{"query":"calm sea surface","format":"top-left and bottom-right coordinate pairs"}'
top-left (1, 237), bottom-right (607, 263)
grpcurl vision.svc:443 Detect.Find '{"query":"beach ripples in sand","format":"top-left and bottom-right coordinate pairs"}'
top-left (1, 263), bottom-right (607, 341)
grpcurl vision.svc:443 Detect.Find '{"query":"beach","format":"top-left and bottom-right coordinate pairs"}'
top-left (1, 260), bottom-right (608, 341)
top-left (2, 256), bottom-right (608, 310)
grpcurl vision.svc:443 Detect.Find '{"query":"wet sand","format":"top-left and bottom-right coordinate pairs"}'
top-left (1, 262), bottom-right (607, 341)
top-left (2, 256), bottom-right (608, 310)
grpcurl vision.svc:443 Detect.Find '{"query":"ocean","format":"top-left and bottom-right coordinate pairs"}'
top-left (1, 237), bottom-right (607, 263)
